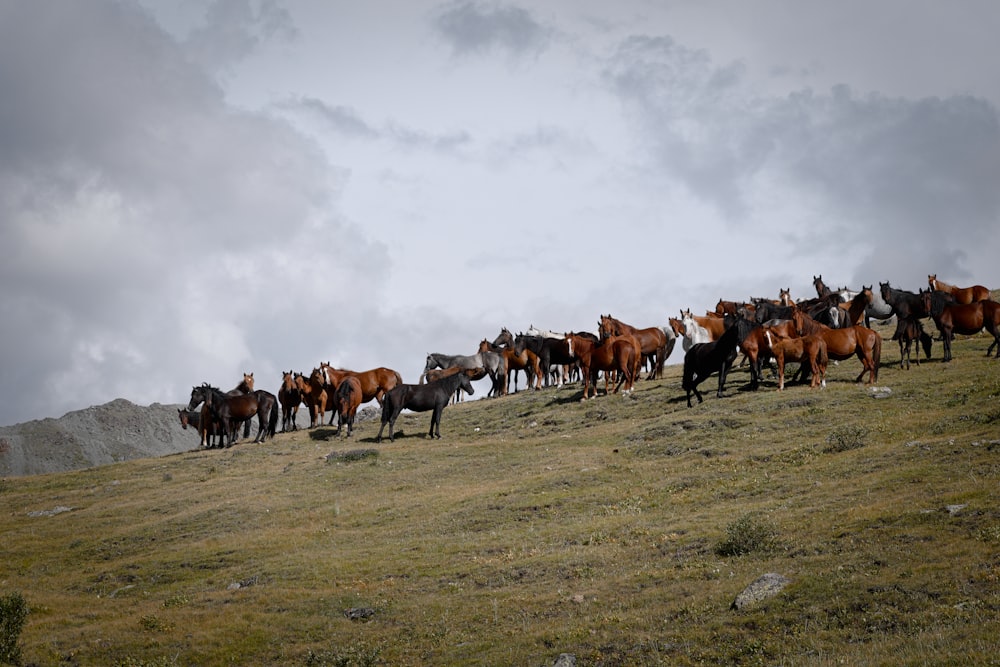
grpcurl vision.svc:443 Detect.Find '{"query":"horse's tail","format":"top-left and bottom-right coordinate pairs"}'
top-left (870, 331), bottom-right (883, 382)
top-left (268, 399), bottom-right (279, 439)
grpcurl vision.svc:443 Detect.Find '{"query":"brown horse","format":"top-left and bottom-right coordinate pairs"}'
top-left (838, 286), bottom-right (874, 326)
top-left (764, 330), bottom-right (828, 390)
top-left (598, 314), bottom-right (674, 380)
top-left (178, 408), bottom-right (224, 448)
top-left (278, 370), bottom-right (301, 432)
top-left (565, 332), bottom-right (640, 400)
top-left (295, 369), bottom-right (328, 428)
top-left (792, 309), bottom-right (882, 384)
top-left (479, 338), bottom-right (541, 394)
top-left (921, 292), bottom-right (1000, 361)
top-left (319, 363), bottom-right (404, 409)
top-left (334, 375), bottom-right (363, 437)
top-left (928, 274), bottom-right (991, 305)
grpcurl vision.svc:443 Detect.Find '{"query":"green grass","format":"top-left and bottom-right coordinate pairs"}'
top-left (3, 321), bottom-right (1000, 665)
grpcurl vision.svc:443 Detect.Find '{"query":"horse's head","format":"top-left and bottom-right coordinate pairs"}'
top-left (492, 328), bottom-right (513, 348)
top-left (177, 409), bottom-right (190, 429)
top-left (187, 385), bottom-right (207, 411)
top-left (928, 274), bottom-right (937, 290)
top-left (242, 372), bottom-right (254, 391)
top-left (459, 371), bottom-right (475, 396)
top-left (779, 288), bottom-right (793, 306)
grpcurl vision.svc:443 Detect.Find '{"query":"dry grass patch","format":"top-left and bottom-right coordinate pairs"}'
top-left (2, 324), bottom-right (1000, 665)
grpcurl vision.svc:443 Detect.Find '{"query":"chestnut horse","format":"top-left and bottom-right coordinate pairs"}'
top-left (565, 332), bottom-right (641, 400)
top-left (319, 363), bottom-right (403, 408)
top-left (295, 369), bottom-right (328, 428)
top-left (792, 309), bottom-right (882, 384)
top-left (278, 370), bottom-right (301, 432)
top-left (921, 292), bottom-right (1000, 361)
top-left (928, 274), bottom-right (990, 305)
top-left (764, 330), bottom-right (828, 390)
top-left (598, 314), bottom-right (675, 380)
top-left (334, 375), bottom-right (363, 437)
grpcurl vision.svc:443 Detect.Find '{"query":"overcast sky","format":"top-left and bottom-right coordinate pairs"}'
top-left (2, 0), bottom-right (999, 426)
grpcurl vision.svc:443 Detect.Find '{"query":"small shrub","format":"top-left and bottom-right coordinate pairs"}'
top-left (716, 513), bottom-right (778, 556)
top-left (824, 425), bottom-right (868, 453)
top-left (0, 592), bottom-right (28, 665)
top-left (304, 642), bottom-right (382, 667)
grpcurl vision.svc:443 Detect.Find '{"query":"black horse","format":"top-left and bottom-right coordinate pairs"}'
top-left (682, 315), bottom-right (743, 407)
top-left (187, 384), bottom-right (278, 447)
top-left (376, 370), bottom-right (476, 443)
top-left (879, 282), bottom-right (929, 320)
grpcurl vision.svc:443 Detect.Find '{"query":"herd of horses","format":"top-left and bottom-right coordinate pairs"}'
top-left (181, 274), bottom-right (997, 447)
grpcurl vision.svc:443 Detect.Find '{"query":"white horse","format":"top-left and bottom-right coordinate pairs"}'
top-left (525, 324), bottom-right (564, 340)
top-left (680, 314), bottom-right (711, 352)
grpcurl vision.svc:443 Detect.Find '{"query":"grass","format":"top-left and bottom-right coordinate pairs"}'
top-left (2, 320), bottom-right (1000, 665)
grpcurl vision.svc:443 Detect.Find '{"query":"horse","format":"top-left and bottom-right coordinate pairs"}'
top-left (295, 369), bottom-right (328, 428)
top-left (424, 350), bottom-right (505, 396)
top-left (565, 332), bottom-right (641, 400)
top-left (764, 330), bottom-right (828, 390)
top-left (681, 315), bottom-right (741, 407)
top-left (732, 317), bottom-right (772, 390)
top-left (319, 363), bottom-right (403, 408)
top-left (751, 301), bottom-right (796, 326)
top-left (178, 408), bottom-right (223, 448)
top-left (791, 309), bottom-right (882, 384)
top-left (424, 366), bottom-right (487, 403)
top-left (598, 314), bottom-right (675, 380)
top-left (334, 376), bottom-right (363, 437)
top-left (681, 309), bottom-right (728, 340)
top-left (525, 324), bottom-right (563, 340)
top-left (838, 286), bottom-right (874, 327)
top-left (278, 370), bottom-right (301, 432)
top-left (879, 282), bottom-right (928, 320)
top-left (376, 370), bottom-right (476, 443)
top-left (921, 292), bottom-right (1000, 361)
top-left (928, 274), bottom-right (991, 305)
top-left (864, 282), bottom-right (895, 326)
top-left (481, 334), bottom-right (541, 394)
top-left (678, 313), bottom-right (712, 352)
top-left (186, 384), bottom-right (275, 446)
top-left (511, 331), bottom-right (576, 387)
top-left (892, 315), bottom-right (933, 369)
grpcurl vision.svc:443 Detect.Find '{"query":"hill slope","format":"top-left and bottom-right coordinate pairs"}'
top-left (2, 327), bottom-right (1000, 665)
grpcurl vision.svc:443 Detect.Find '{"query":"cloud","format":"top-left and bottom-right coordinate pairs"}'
top-left (182, 0), bottom-right (297, 75)
top-left (0, 1), bottom-right (388, 425)
top-left (603, 33), bottom-right (1000, 287)
top-left (432, 0), bottom-right (552, 59)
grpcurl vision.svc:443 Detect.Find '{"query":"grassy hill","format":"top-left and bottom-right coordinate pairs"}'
top-left (2, 321), bottom-right (1000, 666)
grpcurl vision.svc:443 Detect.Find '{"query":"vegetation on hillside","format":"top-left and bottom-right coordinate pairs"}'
top-left (2, 322), bottom-right (999, 666)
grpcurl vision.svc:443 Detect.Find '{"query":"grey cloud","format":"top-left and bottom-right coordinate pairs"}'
top-left (432, 0), bottom-right (551, 59)
top-left (183, 0), bottom-right (297, 74)
top-left (0, 2), bottom-right (387, 425)
top-left (604, 34), bottom-right (1000, 286)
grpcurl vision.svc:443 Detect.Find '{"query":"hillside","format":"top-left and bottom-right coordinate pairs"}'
top-left (0, 399), bottom-right (197, 477)
top-left (2, 324), bottom-right (999, 665)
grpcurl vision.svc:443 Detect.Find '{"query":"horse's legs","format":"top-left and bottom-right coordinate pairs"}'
top-left (429, 404), bottom-right (443, 439)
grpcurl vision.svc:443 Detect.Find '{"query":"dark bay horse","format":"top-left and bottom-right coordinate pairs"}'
top-left (921, 292), bottom-right (1000, 361)
top-left (510, 331), bottom-right (576, 387)
top-left (178, 408), bottom-right (224, 448)
top-left (565, 332), bottom-right (641, 400)
top-left (598, 314), bottom-right (674, 380)
top-left (278, 370), bottom-right (301, 432)
top-left (376, 370), bottom-right (476, 442)
top-left (928, 274), bottom-right (991, 305)
top-left (682, 315), bottom-right (741, 407)
top-left (187, 384), bottom-right (277, 447)
top-left (892, 315), bottom-right (933, 369)
top-left (879, 282), bottom-right (928, 319)
top-left (792, 310), bottom-right (882, 384)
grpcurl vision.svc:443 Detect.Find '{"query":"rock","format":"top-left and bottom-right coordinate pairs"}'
top-left (552, 654), bottom-right (576, 667)
top-left (344, 607), bottom-right (375, 621)
top-left (731, 572), bottom-right (791, 611)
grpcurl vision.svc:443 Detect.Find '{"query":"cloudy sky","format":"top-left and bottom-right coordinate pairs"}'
top-left (2, 0), bottom-right (998, 426)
